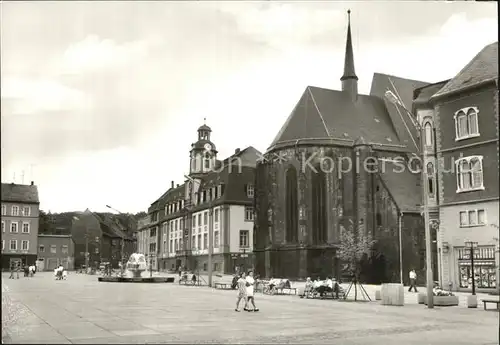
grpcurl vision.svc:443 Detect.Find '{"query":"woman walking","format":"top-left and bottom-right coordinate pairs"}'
top-left (235, 272), bottom-right (247, 312)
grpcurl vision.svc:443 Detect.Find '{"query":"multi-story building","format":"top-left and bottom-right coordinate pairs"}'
top-left (71, 209), bottom-right (135, 269)
top-left (430, 41), bottom-right (499, 292)
top-left (1, 182), bottom-right (40, 270)
top-left (138, 123), bottom-right (261, 274)
top-left (36, 234), bottom-right (75, 271)
top-left (136, 215), bottom-right (151, 254)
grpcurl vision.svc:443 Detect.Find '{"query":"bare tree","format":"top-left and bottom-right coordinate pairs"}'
top-left (337, 220), bottom-right (378, 301)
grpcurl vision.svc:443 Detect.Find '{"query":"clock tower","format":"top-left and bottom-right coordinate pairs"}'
top-left (189, 119), bottom-right (218, 176)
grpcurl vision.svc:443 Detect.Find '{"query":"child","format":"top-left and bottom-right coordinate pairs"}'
top-left (235, 272), bottom-right (247, 312)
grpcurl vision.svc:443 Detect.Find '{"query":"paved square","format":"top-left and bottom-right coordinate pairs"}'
top-left (2, 273), bottom-right (498, 344)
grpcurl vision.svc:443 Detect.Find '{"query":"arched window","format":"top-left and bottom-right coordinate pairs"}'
top-left (424, 122), bottom-right (433, 147)
top-left (455, 107), bottom-right (479, 140)
top-left (204, 152), bottom-right (211, 170)
top-left (311, 165), bottom-right (327, 244)
top-left (285, 166), bottom-right (298, 243)
top-left (456, 156), bottom-right (484, 192)
top-left (426, 162), bottom-right (435, 197)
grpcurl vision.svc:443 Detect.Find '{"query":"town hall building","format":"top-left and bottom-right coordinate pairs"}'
top-left (140, 123), bottom-right (262, 274)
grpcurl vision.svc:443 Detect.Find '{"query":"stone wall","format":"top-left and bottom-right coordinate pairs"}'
top-left (255, 145), bottom-right (426, 282)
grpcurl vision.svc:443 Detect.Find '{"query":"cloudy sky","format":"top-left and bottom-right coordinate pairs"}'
top-left (1, 1), bottom-right (497, 214)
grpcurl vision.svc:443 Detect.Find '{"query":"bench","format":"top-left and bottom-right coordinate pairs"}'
top-left (214, 282), bottom-right (233, 290)
top-left (273, 287), bottom-right (297, 295)
top-left (308, 286), bottom-right (346, 300)
top-left (482, 299), bottom-right (500, 310)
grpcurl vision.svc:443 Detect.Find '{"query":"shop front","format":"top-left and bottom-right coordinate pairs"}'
top-left (457, 246), bottom-right (496, 291)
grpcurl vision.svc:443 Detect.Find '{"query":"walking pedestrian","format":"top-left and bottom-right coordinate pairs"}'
top-left (9, 262), bottom-right (15, 279)
top-left (408, 269), bottom-right (418, 292)
top-left (15, 262), bottom-right (20, 279)
top-left (244, 270), bottom-right (259, 312)
top-left (235, 272), bottom-right (247, 312)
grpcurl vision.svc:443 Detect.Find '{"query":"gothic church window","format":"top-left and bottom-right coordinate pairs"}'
top-left (285, 166), bottom-right (298, 243)
top-left (311, 165), bottom-right (327, 244)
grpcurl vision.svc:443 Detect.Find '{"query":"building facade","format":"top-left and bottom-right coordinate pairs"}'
top-left (1, 182), bottom-right (40, 270)
top-left (254, 12), bottom-right (429, 282)
top-left (431, 42), bottom-right (499, 292)
top-left (36, 234), bottom-right (75, 271)
top-left (138, 124), bottom-right (261, 274)
top-left (71, 209), bottom-right (135, 269)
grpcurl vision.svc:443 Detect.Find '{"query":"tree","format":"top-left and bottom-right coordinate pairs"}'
top-left (337, 220), bottom-right (378, 301)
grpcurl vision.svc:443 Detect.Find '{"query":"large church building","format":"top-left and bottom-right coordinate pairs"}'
top-left (254, 11), bottom-right (438, 283)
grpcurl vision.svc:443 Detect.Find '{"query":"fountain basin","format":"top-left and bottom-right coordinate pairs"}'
top-left (97, 253), bottom-right (174, 283)
top-left (98, 276), bottom-right (175, 283)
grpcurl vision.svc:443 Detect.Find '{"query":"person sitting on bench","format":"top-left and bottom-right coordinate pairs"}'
top-left (301, 277), bottom-right (313, 298)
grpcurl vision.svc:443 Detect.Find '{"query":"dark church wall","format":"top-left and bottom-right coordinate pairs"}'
top-left (254, 145), bottom-right (426, 283)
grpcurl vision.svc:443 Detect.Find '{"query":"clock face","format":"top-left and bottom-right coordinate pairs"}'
top-left (204, 143), bottom-right (212, 151)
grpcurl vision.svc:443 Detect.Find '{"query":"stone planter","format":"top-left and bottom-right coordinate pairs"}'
top-left (467, 295), bottom-right (478, 308)
top-left (423, 295), bottom-right (459, 306)
top-left (375, 290), bottom-right (381, 301)
top-left (417, 292), bottom-right (426, 304)
top-left (381, 283), bottom-right (404, 306)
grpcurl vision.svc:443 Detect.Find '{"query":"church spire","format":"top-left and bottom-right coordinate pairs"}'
top-left (340, 9), bottom-right (358, 101)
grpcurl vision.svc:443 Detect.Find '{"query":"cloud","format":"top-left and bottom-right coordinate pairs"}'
top-left (216, 2), bottom-right (343, 50)
top-left (1, 77), bottom-right (91, 115)
top-left (57, 34), bottom-right (152, 75)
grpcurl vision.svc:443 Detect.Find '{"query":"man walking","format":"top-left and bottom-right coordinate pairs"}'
top-left (408, 269), bottom-right (418, 292)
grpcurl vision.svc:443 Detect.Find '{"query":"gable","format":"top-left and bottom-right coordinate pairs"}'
top-left (269, 88), bottom-right (328, 148)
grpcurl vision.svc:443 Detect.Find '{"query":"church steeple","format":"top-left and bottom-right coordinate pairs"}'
top-left (340, 9), bottom-right (358, 101)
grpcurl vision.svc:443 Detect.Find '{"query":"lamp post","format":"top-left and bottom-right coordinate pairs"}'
top-left (73, 216), bottom-right (90, 273)
top-left (106, 205), bottom-right (134, 277)
top-left (464, 241), bottom-right (478, 295)
top-left (385, 90), bottom-right (434, 308)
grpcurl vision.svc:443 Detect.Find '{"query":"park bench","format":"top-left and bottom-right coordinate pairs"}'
top-left (273, 287), bottom-right (297, 295)
top-left (308, 285), bottom-right (346, 300)
top-left (214, 282), bottom-right (233, 290)
top-left (482, 299), bottom-right (500, 310)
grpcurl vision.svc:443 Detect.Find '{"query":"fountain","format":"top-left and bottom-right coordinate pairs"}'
top-left (98, 253), bottom-right (175, 283)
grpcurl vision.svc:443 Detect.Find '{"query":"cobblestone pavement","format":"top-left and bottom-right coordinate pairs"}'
top-left (2, 272), bottom-right (498, 344)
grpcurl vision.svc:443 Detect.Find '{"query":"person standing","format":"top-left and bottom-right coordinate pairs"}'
top-left (244, 270), bottom-right (259, 312)
top-left (235, 272), bottom-right (247, 312)
top-left (408, 269), bottom-right (418, 292)
top-left (9, 262), bottom-right (15, 279)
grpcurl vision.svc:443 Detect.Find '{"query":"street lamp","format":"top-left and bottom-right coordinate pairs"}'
top-left (385, 90), bottom-right (434, 309)
top-left (106, 205), bottom-right (131, 277)
top-left (464, 241), bottom-right (479, 295)
top-left (73, 216), bottom-right (90, 273)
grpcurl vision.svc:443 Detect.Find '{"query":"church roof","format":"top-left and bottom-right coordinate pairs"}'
top-left (432, 41), bottom-right (498, 100)
top-left (377, 160), bottom-right (421, 213)
top-left (369, 73), bottom-right (429, 152)
top-left (269, 85), bottom-right (410, 152)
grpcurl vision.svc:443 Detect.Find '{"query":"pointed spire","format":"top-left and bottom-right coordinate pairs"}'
top-left (341, 9), bottom-right (358, 100)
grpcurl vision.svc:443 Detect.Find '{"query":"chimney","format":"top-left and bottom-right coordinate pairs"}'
top-left (31, 181), bottom-right (34, 186)
top-left (171, 181), bottom-right (174, 189)
top-left (176, 184), bottom-right (180, 188)
top-left (235, 148), bottom-right (240, 154)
